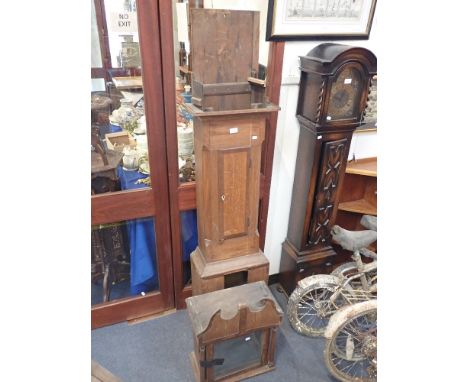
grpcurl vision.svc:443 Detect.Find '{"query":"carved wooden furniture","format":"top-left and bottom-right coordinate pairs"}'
top-left (188, 9), bottom-right (279, 295)
top-left (279, 43), bottom-right (377, 294)
top-left (186, 281), bottom-right (283, 382)
top-left (91, 224), bottom-right (130, 303)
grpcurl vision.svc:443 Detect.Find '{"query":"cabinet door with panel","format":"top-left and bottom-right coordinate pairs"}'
top-left (195, 115), bottom-right (265, 262)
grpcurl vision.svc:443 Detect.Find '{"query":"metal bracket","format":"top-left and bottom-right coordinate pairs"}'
top-left (200, 358), bottom-right (224, 368)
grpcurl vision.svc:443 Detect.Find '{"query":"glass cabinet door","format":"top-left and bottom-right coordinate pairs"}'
top-left (92, 0), bottom-right (151, 196)
top-left (91, 0), bottom-right (174, 328)
top-left (91, 217), bottom-right (159, 305)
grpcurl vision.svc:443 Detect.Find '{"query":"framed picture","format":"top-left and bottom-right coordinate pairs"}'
top-left (266, 0), bottom-right (377, 41)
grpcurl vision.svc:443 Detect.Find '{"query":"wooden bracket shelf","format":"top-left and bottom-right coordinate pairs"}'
top-left (345, 157), bottom-right (377, 177)
top-left (338, 199), bottom-right (376, 215)
top-left (336, 157), bottom-right (377, 231)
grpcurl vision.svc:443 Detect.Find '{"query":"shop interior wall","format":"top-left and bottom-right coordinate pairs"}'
top-left (264, 5), bottom-right (380, 275)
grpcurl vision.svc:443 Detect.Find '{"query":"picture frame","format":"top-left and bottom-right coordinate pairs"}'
top-left (266, 0), bottom-right (377, 41)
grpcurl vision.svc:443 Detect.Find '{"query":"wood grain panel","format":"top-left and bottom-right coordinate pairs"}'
top-left (178, 182), bottom-right (196, 211)
top-left (92, 189), bottom-right (155, 225)
top-left (221, 149), bottom-right (249, 238)
top-left (191, 9), bottom-right (257, 84)
top-left (91, 292), bottom-right (166, 329)
top-left (176, 176), bottom-right (265, 213)
top-left (137, 0), bottom-right (175, 308)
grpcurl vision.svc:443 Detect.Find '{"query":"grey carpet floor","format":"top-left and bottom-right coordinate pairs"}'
top-left (91, 284), bottom-right (337, 382)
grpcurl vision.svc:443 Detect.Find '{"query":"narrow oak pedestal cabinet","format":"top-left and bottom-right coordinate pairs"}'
top-left (279, 43), bottom-right (377, 294)
top-left (188, 105), bottom-right (278, 295)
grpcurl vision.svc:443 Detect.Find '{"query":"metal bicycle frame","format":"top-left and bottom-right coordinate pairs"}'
top-left (327, 250), bottom-right (377, 311)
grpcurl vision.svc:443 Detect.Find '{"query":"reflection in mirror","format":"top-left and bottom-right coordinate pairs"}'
top-left (91, 0), bottom-right (152, 194)
top-left (180, 210), bottom-right (198, 286)
top-left (91, 217), bottom-right (159, 306)
top-left (172, 0), bottom-right (270, 184)
top-left (91, 0), bottom-right (103, 68)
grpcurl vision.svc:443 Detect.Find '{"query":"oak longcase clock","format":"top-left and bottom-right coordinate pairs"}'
top-left (279, 43), bottom-right (377, 294)
top-left (188, 9), bottom-right (279, 296)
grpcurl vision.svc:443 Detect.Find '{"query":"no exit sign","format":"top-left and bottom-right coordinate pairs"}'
top-left (109, 12), bottom-right (138, 33)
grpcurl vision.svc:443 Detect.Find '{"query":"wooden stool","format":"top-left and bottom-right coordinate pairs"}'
top-left (186, 281), bottom-right (283, 382)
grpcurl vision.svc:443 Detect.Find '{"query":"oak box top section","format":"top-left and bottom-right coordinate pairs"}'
top-left (186, 281), bottom-right (283, 337)
top-left (190, 9), bottom-right (259, 84)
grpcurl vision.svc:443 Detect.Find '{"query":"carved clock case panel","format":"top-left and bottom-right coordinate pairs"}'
top-left (307, 137), bottom-right (349, 250)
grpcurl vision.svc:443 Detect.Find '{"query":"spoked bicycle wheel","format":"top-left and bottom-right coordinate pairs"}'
top-left (324, 301), bottom-right (377, 382)
top-left (287, 275), bottom-right (345, 337)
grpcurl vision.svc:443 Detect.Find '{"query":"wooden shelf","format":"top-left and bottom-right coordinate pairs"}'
top-left (338, 198), bottom-right (376, 215)
top-left (346, 157), bottom-right (377, 177)
top-left (112, 76), bottom-right (143, 90)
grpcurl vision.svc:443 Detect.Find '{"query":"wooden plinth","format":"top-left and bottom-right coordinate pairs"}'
top-left (191, 247), bottom-right (269, 295)
top-left (278, 239), bottom-right (348, 295)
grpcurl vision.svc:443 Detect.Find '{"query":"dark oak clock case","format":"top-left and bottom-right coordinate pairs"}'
top-left (279, 43), bottom-right (377, 294)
